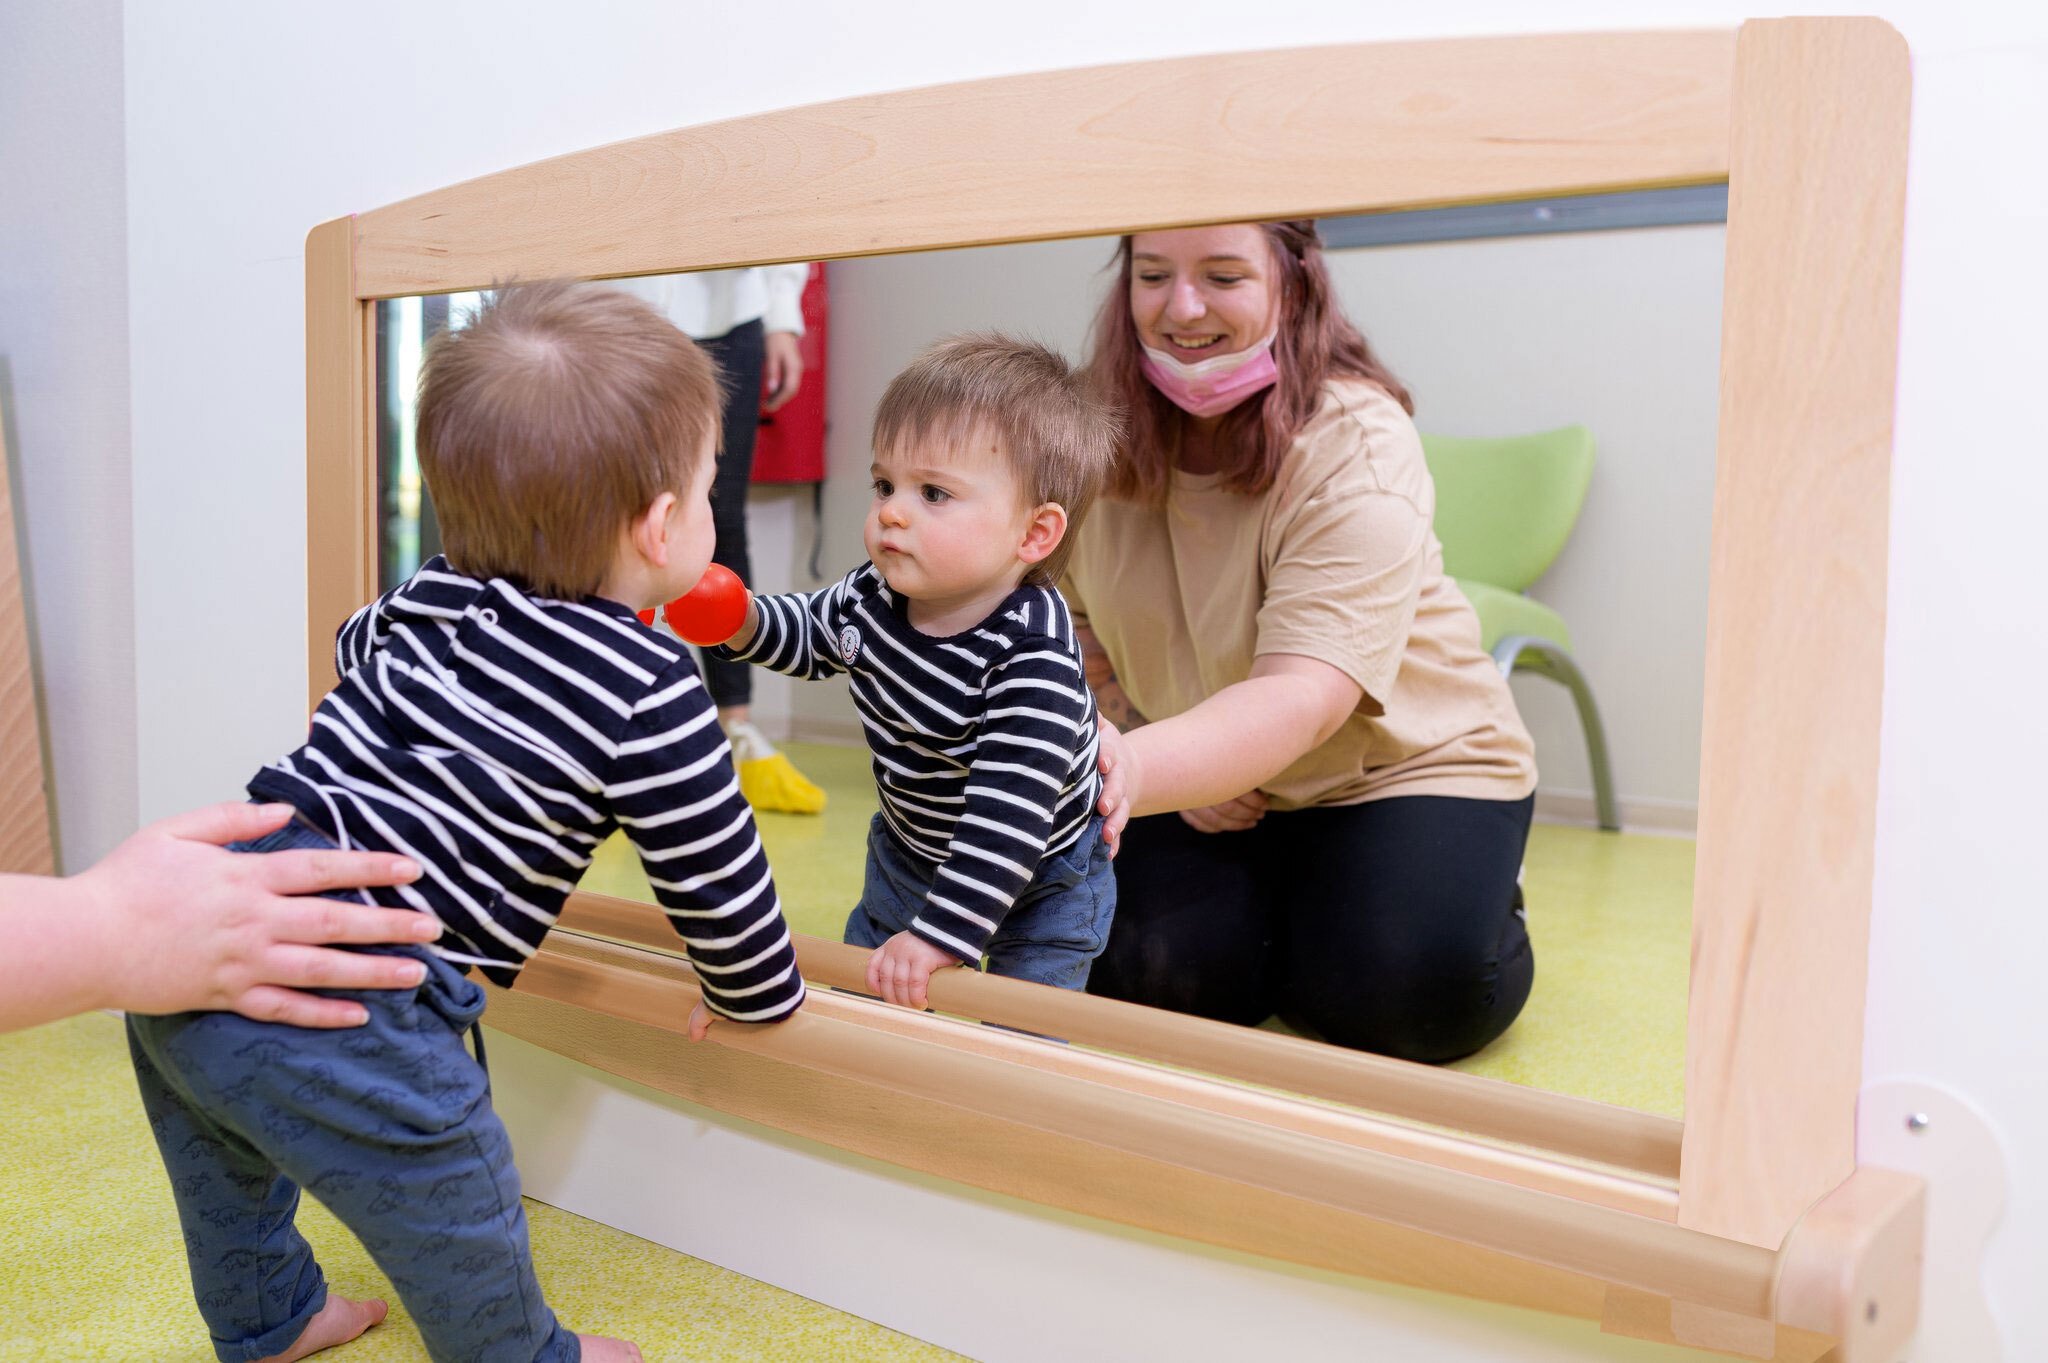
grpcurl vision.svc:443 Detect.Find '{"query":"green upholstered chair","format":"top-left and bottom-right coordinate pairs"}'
top-left (1421, 425), bottom-right (1619, 831)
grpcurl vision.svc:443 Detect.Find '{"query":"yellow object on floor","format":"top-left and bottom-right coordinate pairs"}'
top-left (738, 751), bottom-right (828, 815)
top-left (0, 1013), bottom-right (962, 1363)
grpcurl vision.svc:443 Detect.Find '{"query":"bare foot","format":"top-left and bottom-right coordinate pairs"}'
top-left (578, 1335), bottom-right (646, 1362)
top-left (256, 1294), bottom-right (389, 1362)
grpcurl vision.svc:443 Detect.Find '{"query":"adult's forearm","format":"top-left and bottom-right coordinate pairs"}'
top-left (1121, 663), bottom-right (1359, 817)
top-left (0, 876), bottom-right (111, 1031)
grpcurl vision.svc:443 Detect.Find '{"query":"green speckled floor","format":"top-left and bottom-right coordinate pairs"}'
top-left (0, 1009), bottom-right (963, 1362)
top-left (586, 743), bottom-right (1693, 1119)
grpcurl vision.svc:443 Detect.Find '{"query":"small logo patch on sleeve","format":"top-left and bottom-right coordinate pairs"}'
top-left (838, 626), bottom-right (862, 665)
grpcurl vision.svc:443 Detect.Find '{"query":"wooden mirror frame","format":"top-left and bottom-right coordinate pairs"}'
top-left (305, 20), bottom-right (1920, 1358)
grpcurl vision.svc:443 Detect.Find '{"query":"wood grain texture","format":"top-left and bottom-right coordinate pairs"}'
top-left (547, 928), bottom-right (1675, 1217)
top-left (486, 984), bottom-right (1621, 1324)
top-left (1680, 17), bottom-right (1911, 1249)
top-left (351, 31), bottom-right (1736, 299)
top-left (0, 415), bottom-right (54, 875)
top-left (1600, 1287), bottom-right (1831, 1361)
top-left (560, 891), bottom-right (1685, 1185)
top-left (304, 217), bottom-right (373, 709)
top-left (491, 934), bottom-right (1784, 1320)
top-left (1775, 1167), bottom-right (1925, 1362)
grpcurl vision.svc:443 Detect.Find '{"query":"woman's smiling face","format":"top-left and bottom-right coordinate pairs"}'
top-left (1128, 224), bottom-right (1282, 362)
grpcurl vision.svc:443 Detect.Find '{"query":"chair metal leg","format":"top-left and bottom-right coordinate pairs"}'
top-left (1492, 634), bottom-right (1621, 832)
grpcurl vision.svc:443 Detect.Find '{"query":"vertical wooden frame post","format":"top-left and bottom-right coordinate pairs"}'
top-left (0, 413), bottom-right (55, 875)
top-left (1681, 18), bottom-right (1912, 1248)
top-left (305, 216), bottom-right (374, 711)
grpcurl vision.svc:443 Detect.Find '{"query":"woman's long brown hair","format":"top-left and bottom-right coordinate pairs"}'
top-left (1087, 219), bottom-right (1413, 504)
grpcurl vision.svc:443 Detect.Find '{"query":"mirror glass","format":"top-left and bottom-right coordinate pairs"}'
top-left (374, 202), bottom-right (1721, 1118)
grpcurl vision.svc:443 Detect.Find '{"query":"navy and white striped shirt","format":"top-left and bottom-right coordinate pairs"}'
top-left (719, 564), bottom-right (1100, 963)
top-left (248, 556), bottom-right (804, 1023)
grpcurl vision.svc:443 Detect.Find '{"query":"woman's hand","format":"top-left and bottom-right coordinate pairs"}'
top-left (1179, 791), bottom-right (1269, 834)
top-left (1118, 655), bottom-right (1361, 819)
top-left (0, 801), bottom-right (439, 1034)
top-left (83, 803), bottom-right (440, 1027)
top-left (763, 331), bottom-right (804, 412)
top-left (1094, 717), bottom-right (1134, 856)
top-left (866, 930), bottom-right (961, 1011)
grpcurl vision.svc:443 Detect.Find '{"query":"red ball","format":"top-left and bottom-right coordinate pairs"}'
top-left (662, 563), bottom-right (750, 646)
top-left (635, 608), bottom-right (657, 627)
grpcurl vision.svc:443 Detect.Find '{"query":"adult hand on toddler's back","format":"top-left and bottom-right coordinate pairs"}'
top-left (1180, 790), bottom-right (1268, 834)
top-left (867, 930), bottom-right (961, 1011)
top-left (1094, 717), bottom-right (1133, 856)
top-left (84, 802), bottom-right (437, 1028)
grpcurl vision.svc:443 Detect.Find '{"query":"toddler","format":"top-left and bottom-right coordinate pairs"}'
top-left (126, 282), bottom-right (804, 1363)
top-left (716, 334), bottom-right (1120, 1010)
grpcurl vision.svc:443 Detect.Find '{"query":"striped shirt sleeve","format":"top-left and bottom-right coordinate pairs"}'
top-left (716, 567), bottom-right (863, 680)
top-left (908, 636), bottom-right (1094, 963)
top-left (334, 592), bottom-right (394, 679)
top-left (605, 655), bottom-right (805, 1023)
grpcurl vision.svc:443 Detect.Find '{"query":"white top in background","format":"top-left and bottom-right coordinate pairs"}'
top-left (614, 264), bottom-right (809, 340)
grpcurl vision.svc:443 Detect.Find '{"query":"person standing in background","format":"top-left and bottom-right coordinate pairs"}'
top-left (619, 266), bottom-right (829, 813)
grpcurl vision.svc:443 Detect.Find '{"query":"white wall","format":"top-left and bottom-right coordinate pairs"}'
top-left (797, 226), bottom-right (1724, 817)
top-left (4, 1), bottom-right (2029, 1357)
top-left (0, 0), bottom-right (136, 871)
top-left (1864, 28), bottom-right (2048, 1350)
top-left (1330, 228), bottom-right (1723, 814)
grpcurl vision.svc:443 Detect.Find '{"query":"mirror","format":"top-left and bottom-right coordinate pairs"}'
top-left (319, 21), bottom-right (1914, 1285)
top-left (372, 203), bottom-right (1721, 1120)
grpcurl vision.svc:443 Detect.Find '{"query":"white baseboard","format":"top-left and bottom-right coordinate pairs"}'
top-left (491, 1032), bottom-right (1718, 1363)
top-left (1533, 788), bottom-right (1697, 837)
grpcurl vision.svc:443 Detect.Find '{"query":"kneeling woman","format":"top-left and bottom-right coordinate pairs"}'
top-left (1069, 220), bottom-right (1537, 1063)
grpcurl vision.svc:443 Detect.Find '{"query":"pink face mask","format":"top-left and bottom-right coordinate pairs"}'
top-left (1139, 331), bottom-right (1280, 418)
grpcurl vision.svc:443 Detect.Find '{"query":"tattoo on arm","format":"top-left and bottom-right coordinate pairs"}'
top-left (1077, 625), bottom-right (1146, 728)
top-left (1097, 682), bottom-right (1149, 730)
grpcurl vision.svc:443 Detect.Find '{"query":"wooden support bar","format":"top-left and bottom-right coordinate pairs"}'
top-left (558, 891), bottom-right (1683, 1184)
top-left (490, 933), bottom-right (1925, 1358)
top-left (495, 935), bottom-right (1770, 1315)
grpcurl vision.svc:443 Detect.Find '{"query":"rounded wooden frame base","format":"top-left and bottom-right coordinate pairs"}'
top-left (306, 21), bottom-right (1917, 1360)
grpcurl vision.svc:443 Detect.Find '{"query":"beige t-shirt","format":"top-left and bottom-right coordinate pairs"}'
top-left (1064, 379), bottom-right (1536, 810)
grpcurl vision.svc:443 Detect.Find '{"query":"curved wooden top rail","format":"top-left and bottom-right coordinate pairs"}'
top-left (348, 29), bottom-right (1735, 299)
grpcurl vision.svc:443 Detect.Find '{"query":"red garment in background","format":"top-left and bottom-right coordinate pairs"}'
top-left (752, 263), bottom-right (827, 483)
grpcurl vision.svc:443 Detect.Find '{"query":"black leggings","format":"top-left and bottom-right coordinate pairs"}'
top-left (1087, 794), bottom-right (1535, 1063)
top-left (696, 319), bottom-right (765, 710)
